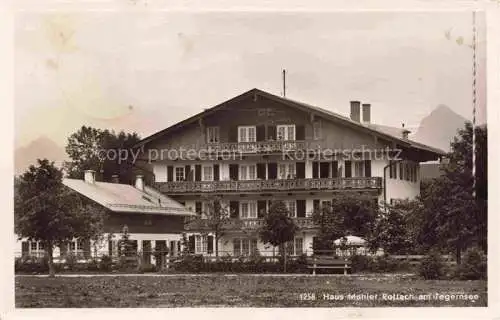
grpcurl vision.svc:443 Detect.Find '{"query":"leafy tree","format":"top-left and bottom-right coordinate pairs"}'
top-left (15, 159), bottom-right (106, 276)
top-left (64, 126), bottom-right (142, 184)
top-left (312, 193), bottom-right (378, 254)
top-left (259, 201), bottom-right (298, 272)
top-left (369, 200), bottom-right (422, 254)
top-left (416, 122), bottom-right (486, 263)
top-left (185, 196), bottom-right (232, 259)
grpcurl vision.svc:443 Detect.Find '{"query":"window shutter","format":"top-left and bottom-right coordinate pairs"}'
top-left (296, 200), bottom-right (306, 217)
top-left (229, 164), bottom-right (239, 181)
top-left (108, 240), bottom-right (113, 257)
top-left (233, 238), bottom-right (241, 256)
top-left (213, 164), bottom-right (220, 181)
top-left (332, 161), bottom-right (339, 178)
top-left (296, 162), bottom-right (305, 179)
top-left (188, 235), bottom-right (195, 254)
top-left (83, 239), bottom-right (91, 259)
top-left (194, 165), bottom-right (202, 181)
top-left (312, 162), bottom-right (319, 178)
top-left (167, 166), bottom-right (173, 182)
top-left (268, 125), bottom-right (277, 140)
top-left (184, 165), bottom-right (192, 181)
top-left (256, 125), bottom-right (266, 142)
top-left (21, 241), bottom-right (29, 257)
top-left (268, 163), bottom-right (277, 179)
top-left (313, 199), bottom-right (320, 211)
top-left (207, 235), bottom-right (214, 254)
top-left (296, 125), bottom-right (305, 140)
top-left (257, 200), bottom-right (267, 218)
top-left (230, 201), bottom-right (239, 218)
top-left (344, 161), bottom-right (352, 178)
top-left (195, 202), bottom-right (202, 215)
top-left (364, 160), bottom-right (371, 177)
top-left (229, 126), bottom-right (238, 142)
top-left (257, 163), bottom-right (266, 179)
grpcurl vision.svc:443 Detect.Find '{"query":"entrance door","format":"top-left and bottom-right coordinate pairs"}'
top-left (155, 240), bottom-right (167, 268)
top-left (142, 240), bottom-right (151, 265)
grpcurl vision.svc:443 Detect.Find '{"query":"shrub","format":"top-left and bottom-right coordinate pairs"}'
top-left (371, 255), bottom-right (400, 272)
top-left (419, 251), bottom-right (446, 279)
top-left (453, 248), bottom-right (487, 280)
top-left (349, 255), bottom-right (374, 273)
top-left (99, 255), bottom-right (113, 271)
top-left (64, 253), bottom-right (77, 271)
top-left (173, 254), bottom-right (204, 273)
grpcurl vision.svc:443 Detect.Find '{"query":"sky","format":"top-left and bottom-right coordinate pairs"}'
top-left (14, 11), bottom-right (487, 149)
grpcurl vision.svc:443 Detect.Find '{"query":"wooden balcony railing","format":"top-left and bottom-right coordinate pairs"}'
top-left (201, 140), bottom-right (310, 153)
top-left (156, 177), bottom-right (382, 194)
top-left (185, 217), bottom-right (318, 231)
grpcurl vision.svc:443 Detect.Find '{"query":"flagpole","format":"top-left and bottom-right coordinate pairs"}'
top-left (472, 10), bottom-right (477, 199)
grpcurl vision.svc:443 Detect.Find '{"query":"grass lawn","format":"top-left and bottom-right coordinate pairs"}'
top-left (15, 274), bottom-right (487, 307)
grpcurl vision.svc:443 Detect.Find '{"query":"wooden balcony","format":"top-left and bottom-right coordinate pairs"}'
top-left (201, 140), bottom-right (310, 154)
top-left (156, 177), bottom-right (382, 194)
top-left (185, 217), bottom-right (318, 231)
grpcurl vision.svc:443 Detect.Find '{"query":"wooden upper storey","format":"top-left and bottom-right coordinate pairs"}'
top-left (135, 89), bottom-right (444, 163)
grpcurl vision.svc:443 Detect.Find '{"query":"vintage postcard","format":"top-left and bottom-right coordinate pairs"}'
top-left (3, 0), bottom-right (499, 318)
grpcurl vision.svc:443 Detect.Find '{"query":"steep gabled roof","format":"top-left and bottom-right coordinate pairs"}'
top-left (134, 88), bottom-right (445, 156)
top-left (63, 179), bottom-right (195, 216)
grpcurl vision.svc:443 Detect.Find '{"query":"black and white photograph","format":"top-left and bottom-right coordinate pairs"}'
top-left (6, 0), bottom-right (496, 312)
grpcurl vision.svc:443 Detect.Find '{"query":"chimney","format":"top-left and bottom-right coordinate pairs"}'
top-left (135, 175), bottom-right (144, 191)
top-left (84, 170), bottom-right (96, 184)
top-left (111, 175), bottom-right (120, 183)
top-left (350, 101), bottom-right (361, 122)
top-left (362, 103), bottom-right (371, 123)
top-left (402, 129), bottom-right (411, 140)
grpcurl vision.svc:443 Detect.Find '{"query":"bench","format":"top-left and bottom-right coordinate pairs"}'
top-left (306, 256), bottom-right (351, 275)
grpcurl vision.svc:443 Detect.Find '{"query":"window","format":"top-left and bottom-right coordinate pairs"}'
top-left (174, 166), bottom-right (185, 181)
top-left (202, 165), bottom-right (213, 181)
top-left (353, 161), bottom-right (365, 177)
top-left (390, 161), bottom-right (398, 179)
top-left (239, 164), bottom-right (256, 180)
top-left (240, 201), bottom-right (257, 219)
top-left (399, 163), bottom-right (404, 180)
top-left (207, 126), bottom-right (220, 143)
top-left (277, 125), bottom-right (296, 141)
top-left (30, 241), bottom-right (37, 251)
top-left (238, 126), bottom-right (256, 143)
top-left (285, 200), bottom-right (296, 217)
top-left (195, 235), bottom-right (208, 254)
top-left (295, 238), bottom-right (304, 256)
top-left (278, 163), bottom-right (296, 179)
top-left (233, 238), bottom-right (258, 256)
top-left (321, 200), bottom-right (332, 208)
top-left (313, 121), bottom-right (322, 140)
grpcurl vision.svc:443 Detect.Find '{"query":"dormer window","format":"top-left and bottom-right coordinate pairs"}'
top-left (207, 126), bottom-right (220, 143)
top-left (277, 125), bottom-right (295, 141)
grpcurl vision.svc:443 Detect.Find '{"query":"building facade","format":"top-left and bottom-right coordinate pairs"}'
top-left (135, 88), bottom-right (444, 258)
top-left (15, 171), bottom-right (195, 266)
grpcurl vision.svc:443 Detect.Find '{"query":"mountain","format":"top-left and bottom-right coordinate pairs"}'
top-left (412, 104), bottom-right (468, 152)
top-left (15, 136), bottom-right (67, 175)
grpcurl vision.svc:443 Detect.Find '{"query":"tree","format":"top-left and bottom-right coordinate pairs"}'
top-left (415, 122), bottom-right (487, 263)
top-left (312, 193), bottom-right (378, 254)
top-left (64, 126), bottom-right (142, 184)
top-left (15, 159), bottom-right (106, 277)
top-left (369, 200), bottom-right (423, 254)
top-left (259, 201), bottom-right (298, 272)
top-left (185, 196), bottom-right (232, 259)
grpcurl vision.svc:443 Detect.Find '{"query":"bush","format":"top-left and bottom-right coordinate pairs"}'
top-left (173, 254), bottom-right (204, 273)
top-left (99, 255), bottom-right (113, 272)
top-left (419, 251), bottom-right (446, 279)
top-left (371, 255), bottom-right (401, 272)
top-left (349, 255), bottom-right (374, 273)
top-left (453, 248), bottom-right (487, 280)
top-left (64, 253), bottom-right (77, 271)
